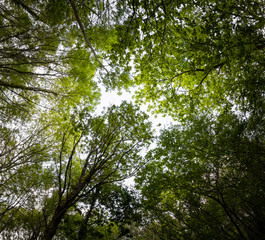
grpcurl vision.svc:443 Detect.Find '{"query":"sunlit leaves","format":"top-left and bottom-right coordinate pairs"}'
top-left (110, 0), bottom-right (265, 121)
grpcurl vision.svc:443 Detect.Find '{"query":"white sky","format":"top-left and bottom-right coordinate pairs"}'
top-left (97, 86), bottom-right (176, 133)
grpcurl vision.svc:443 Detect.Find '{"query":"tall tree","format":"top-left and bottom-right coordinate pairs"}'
top-left (40, 102), bottom-right (152, 239)
top-left (136, 111), bottom-right (265, 240)
top-left (0, 101), bottom-right (152, 239)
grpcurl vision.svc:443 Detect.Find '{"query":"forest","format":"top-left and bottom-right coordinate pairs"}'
top-left (0, 0), bottom-right (264, 239)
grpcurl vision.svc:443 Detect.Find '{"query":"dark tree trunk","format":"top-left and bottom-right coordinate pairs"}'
top-left (41, 205), bottom-right (67, 240)
top-left (78, 187), bottom-right (101, 240)
top-left (41, 170), bottom-right (95, 240)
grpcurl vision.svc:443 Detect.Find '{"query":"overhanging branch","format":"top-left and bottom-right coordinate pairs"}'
top-left (0, 80), bottom-right (58, 95)
top-left (68, 0), bottom-right (109, 74)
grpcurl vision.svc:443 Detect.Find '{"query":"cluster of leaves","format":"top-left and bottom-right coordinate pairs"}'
top-left (136, 111), bottom-right (265, 239)
top-left (123, 1), bottom-right (265, 239)
top-left (111, 0), bottom-right (265, 120)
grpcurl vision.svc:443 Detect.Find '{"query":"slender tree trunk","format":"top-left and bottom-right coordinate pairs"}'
top-left (78, 187), bottom-right (101, 240)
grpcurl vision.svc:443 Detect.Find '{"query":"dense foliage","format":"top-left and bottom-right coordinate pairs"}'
top-left (0, 0), bottom-right (264, 239)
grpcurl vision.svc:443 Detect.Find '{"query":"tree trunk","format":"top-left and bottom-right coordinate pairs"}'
top-left (41, 169), bottom-right (95, 239)
top-left (78, 187), bottom-right (101, 240)
top-left (41, 205), bottom-right (67, 240)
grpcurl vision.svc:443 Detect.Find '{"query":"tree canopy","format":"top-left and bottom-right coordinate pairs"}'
top-left (0, 0), bottom-right (264, 239)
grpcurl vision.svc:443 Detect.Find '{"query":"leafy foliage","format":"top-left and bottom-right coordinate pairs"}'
top-left (111, 0), bottom-right (265, 120)
top-left (136, 112), bottom-right (265, 239)
top-left (0, 0), bottom-right (265, 239)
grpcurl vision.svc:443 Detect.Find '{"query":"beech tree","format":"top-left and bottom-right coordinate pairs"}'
top-left (0, 102), bottom-right (152, 239)
top-left (136, 111), bottom-right (265, 240)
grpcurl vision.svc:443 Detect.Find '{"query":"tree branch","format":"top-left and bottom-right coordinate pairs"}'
top-left (0, 80), bottom-right (58, 95)
top-left (68, 0), bottom-right (109, 74)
